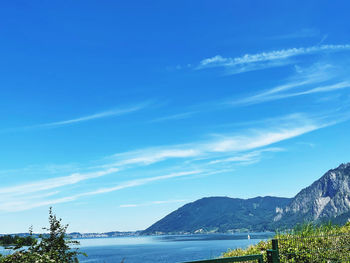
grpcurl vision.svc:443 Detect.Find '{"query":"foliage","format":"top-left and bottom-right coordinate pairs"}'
top-left (0, 235), bottom-right (35, 247)
top-left (223, 222), bottom-right (350, 262)
top-left (0, 207), bottom-right (86, 263)
top-left (224, 239), bottom-right (270, 260)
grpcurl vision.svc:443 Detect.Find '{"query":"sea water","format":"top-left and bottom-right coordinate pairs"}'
top-left (76, 233), bottom-right (273, 263)
top-left (0, 233), bottom-right (272, 263)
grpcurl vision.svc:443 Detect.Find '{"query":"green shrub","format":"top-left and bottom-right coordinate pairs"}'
top-left (0, 207), bottom-right (86, 263)
top-left (223, 222), bottom-right (350, 262)
top-left (0, 235), bottom-right (35, 247)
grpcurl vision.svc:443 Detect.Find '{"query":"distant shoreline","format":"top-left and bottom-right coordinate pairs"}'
top-left (1, 231), bottom-right (274, 239)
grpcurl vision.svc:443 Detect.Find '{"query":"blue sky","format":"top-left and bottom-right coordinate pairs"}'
top-left (1, 1), bottom-right (350, 233)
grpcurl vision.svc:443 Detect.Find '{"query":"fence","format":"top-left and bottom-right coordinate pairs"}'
top-left (181, 233), bottom-right (350, 263)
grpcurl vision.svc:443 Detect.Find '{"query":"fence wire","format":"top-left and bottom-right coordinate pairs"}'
top-left (277, 234), bottom-right (350, 262)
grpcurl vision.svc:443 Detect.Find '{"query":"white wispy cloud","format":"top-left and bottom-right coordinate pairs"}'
top-left (150, 111), bottom-right (198, 123)
top-left (199, 44), bottom-right (350, 68)
top-left (233, 81), bottom-right (350, 106)
top-left (196, 44), bottom-right (350, 73)
top-left (227, 63), bottom-right (350, 106)
top-left (119, 199), bottom-right (187, 208)
top-left (0, 168), bottom-right (119, 196)
top-left (1, 111), bottom-right (347, 213)
top-left (0, 103), bottom-right (151, 134)
top-left (110, 148), bottom-right (200, 167)
top-left (0, 171), bottom-right (199, 212)
top-left (208, 147), bottom-right (284, 165)
top-left (105, 112), bottom-right (334, 169)
top-left (206, 125), bottom-right (319, 153)
top-left (37, 103), bottom-right (149, 128)
top-left (78, 171), bottom-right (200, 197)
top-left (253, 64), bottom-right (334, 97)
top-left (0, 195), bottom-right (83, 212)
top-left (285, 81), bottom-right (350, 97)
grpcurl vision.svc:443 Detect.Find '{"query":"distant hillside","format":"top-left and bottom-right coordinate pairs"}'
top-left (143, 196), bottom-right (291, 234)
top-left (144, 163), bottom-right (350, 234)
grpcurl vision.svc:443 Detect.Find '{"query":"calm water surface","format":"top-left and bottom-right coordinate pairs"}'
top-left (76, 233), bottom-right (273, 263)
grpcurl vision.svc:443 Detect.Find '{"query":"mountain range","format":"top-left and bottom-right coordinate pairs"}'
top-left (3, 163), bottom-right (350, 237)
top-left (143, 163), bottom-right (350, 234)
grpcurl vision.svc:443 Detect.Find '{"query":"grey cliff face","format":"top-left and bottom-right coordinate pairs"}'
top-left (277, 163), bottom-right (350, 221)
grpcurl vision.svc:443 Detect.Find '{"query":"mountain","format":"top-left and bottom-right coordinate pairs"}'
top-left (143, 163), bottom-right (350, 234)
top-left (332, 211), bottom-right (350, 225)
top-left (143, 196), bottom-right (291, 234)
top-left (274, 163), bottom-right (350, 228)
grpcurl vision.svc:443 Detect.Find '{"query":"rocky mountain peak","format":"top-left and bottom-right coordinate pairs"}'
top-left (278, 162), bottom-right (350, 222)
top-left (336, 162), bottom-right (350, 170)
